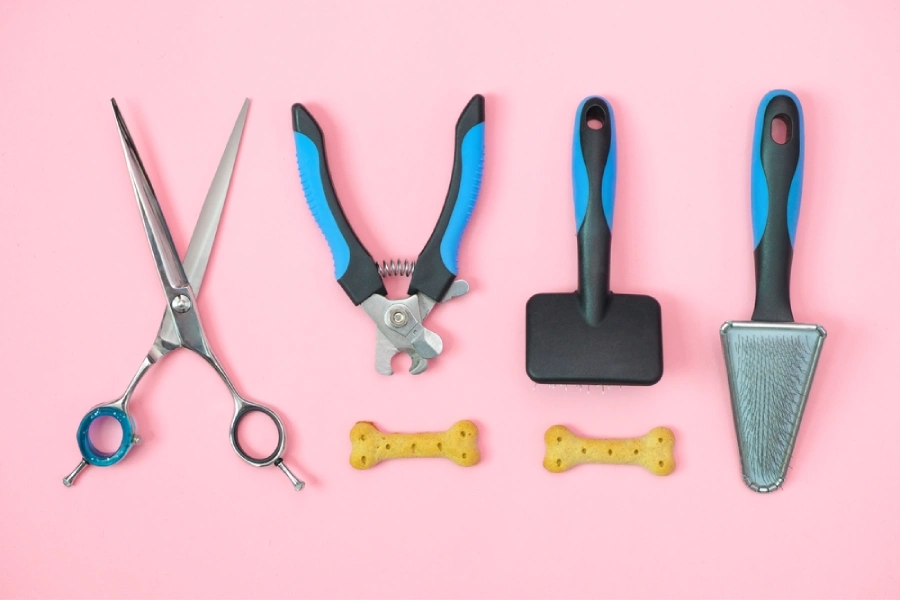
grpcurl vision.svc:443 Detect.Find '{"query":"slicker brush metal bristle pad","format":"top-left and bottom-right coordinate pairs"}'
top-left (721, 322), bottom-right (826, 493)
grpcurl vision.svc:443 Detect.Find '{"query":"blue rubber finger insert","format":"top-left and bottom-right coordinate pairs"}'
top-left (76, 406), bottom-right (135, 467)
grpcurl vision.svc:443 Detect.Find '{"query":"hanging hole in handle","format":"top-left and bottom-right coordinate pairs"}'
top-left (771, 114), bottom-right (791, 145)
top-left (232, 406), bottom-right (284, 466)
top-left (586, 104), bottom-right (605, 130)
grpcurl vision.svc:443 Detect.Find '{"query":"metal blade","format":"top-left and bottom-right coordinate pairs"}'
top-left (374, 330), bottom-right (429, 376)
top-left (374, 330), bottom-right (398, 375)
top-left (113, 99), bottom-right (190, 296)
top-left (138, 100), bottom-right (248, 353)
top-left (183, 98), bottom-right (249, 295)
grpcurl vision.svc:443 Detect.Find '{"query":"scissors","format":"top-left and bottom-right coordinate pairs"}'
top-left (63, 99), bottom-right (304, 491)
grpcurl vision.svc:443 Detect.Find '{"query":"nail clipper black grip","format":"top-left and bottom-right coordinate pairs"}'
top-left (750, 93), bottom-right (804, 323)
top-left (292, 104), bottom-right (386, 305)
top-left (408, 95), bottom-right (486, 301)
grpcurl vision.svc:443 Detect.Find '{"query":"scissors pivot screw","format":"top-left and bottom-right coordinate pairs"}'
top-left (388, 306), bottom-right (410, 328)
top-left (171, 294), bottom-right (192, 313)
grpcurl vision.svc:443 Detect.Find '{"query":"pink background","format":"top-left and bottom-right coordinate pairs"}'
top-left (2, 1), bottom-right (899, 598)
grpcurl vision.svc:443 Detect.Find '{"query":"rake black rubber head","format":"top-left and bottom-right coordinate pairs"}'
top-left (525, 97), bottom-right (663, 386)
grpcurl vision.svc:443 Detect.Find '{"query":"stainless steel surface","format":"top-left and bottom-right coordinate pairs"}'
top-left (119, 355), bottom-right (157, 412)
top-left (388, 306), bottom-right (409, 327)
top-left (171, 294), bottom-right (192, 313)
top-left (276, 459), bottom-right (305, 491)
top-left (374, 329), bottom-right (428, 375)
top-left (155, 100), bottom-right (249, 349)
top-left (183, 98), bottom-right (249, 295)
top-left (65, 99), bottom-right (302, 491)
top-left (364, 279), bottom-right (470, 375)
top-left (113, 99), bottom-right (191, 294)
top-left (721, 321), bottom-right (826, 493)
top-left (420, 279), bottom-right (469, 319)
top-left (362, 294), bottom-right (443, 373)
top-left (62, 460), bottom-right (88, 487)
top-left (376, 258), bottom-right (416, 277)
top-left (441, 279), bottom-right (470, 303)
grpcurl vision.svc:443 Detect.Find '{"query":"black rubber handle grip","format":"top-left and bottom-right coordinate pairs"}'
top-left (408, 95), bottom-right (485, 301)
top-left (293, 104), bottom-right (386, 305)
top-left (573, 97), bottom-right (616, 326)
top-left (750, 91), bottom-right (804, 323)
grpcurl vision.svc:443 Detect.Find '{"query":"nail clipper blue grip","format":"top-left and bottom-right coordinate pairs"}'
top-left (408, 95), bottom-right (485, 301)
top-left (76, 406), bottom-right (135, 466)
top-left (749, 90), bottom-right (805, 323)
top-left (292, 104), bottom-right (386, 305)
top-left (573, 96), bottom-right (616, 233)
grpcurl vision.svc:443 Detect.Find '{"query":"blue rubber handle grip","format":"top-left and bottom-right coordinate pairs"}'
top-left (292, 104), bottom-right (386, 305)
top-left (571, 97), bottom-right (617, 325)
top-left (573, 96), bottom-right (616, 233)
top-left (750, 90), bottom-right (805, 323)
top-left (408, 95), bottom-right (485, 301)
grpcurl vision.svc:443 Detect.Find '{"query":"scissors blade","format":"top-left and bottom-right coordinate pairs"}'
top-left (112, 99), bottom-right (191, 297)
top-left (150, 100), bottom-right (249, 352)
top-left (182, 98), bottom-right (249, 295)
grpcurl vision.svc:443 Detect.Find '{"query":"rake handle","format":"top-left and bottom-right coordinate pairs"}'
top-left (750, 91), bottom-right (804, 323)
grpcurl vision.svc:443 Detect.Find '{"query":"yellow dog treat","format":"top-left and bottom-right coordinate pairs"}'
top-left (544, 425), bottom-right (675, 476)
top-left (350, 420), bottom-right (480, 469)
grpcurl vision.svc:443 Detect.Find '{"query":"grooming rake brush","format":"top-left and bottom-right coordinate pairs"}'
top-left (721, 90), bottom-right (826, 493)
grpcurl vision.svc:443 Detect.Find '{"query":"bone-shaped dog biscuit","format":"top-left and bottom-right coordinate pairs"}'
top-left (350, 420), bottom-right (480, 469)
top-left (544, 425), bottom-right (675, 475)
